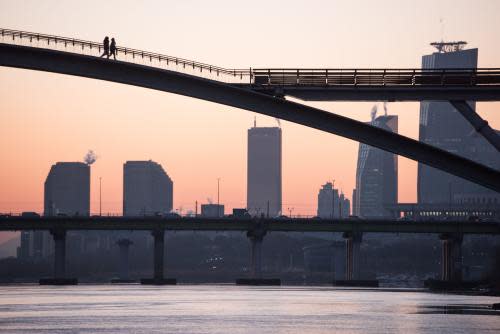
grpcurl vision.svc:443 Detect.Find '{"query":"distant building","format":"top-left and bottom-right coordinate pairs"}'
top-left (17, 231), bottom-right (31, 260)
top-left (247, 125), bottom-right (282, 217)
top-left (44, 162), bottom-right (90, 216)
top-left (123, 160), bottom-right (173, 216)
top-left (418, 44), bottom-right (500, 205)
top-left (354, 115), bottom-right (398, 218)
top-left (16, 212), bottom-right (39, 260)
top-left (352, 188), bottom-right (358, 216)
top-left (317, 182), bottom-right (350, 218)
top-left (339, 193), bottom-right (350, 218)
top-left (40, 162), bottom-right (91, 258)
top-left (201, 204), bottom-right (224, 217)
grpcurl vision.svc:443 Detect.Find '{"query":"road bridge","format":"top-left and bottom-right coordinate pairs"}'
top-left (1, 29), bottom-right (499, 192)
top-left (2, 216), bottom-right (499, 286)
top-left (1, 216), bottom-right (499, 234)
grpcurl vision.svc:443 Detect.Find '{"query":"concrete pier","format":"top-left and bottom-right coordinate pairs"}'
top-left (141, 229), bottom-right (176, 285)
top-left (440, 233), bottom-right (463, 282)
top-left (334, 232), bottom-right (378, 287)
top-left (344, 231), bottom-right (362, 281)
top-left (236, 227), bottom-right (280, 285)
top-left (424, 234), bottom-right (465, 291)
top-left (39, 229), bottom-right (77, 285)
top-left (111, 238), bottom-right (135, 283)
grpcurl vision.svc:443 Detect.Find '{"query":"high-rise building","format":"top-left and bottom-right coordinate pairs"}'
top-left (123, 160), bottom-right (173, 216)
top-left (44, 162), bottom-right (90, 216)
top-left (354, 115), bottom-right (398, 218)
top-left (317, 182), bottom-right (350, 218)
top-left (247, 125), bottom-right (282, 217)
top-left (418, 43), bottom-right (500, 205)
top-left (41, 162), bottom-right (91, 258)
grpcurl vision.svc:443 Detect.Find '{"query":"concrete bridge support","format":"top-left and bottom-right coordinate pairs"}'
top-left (111, 238), bottom-right (134, 283)
top-left (425, 233), bottom-right (465, 290)
top-left (440, 233), bottom-right (463, 282)
top-left (345, 232), bottom-right (362, 281)
top-left (334, 232), bottom-right (378, 287)
top-left (250, 231), bottom-right (264, 279)
top-left (39, 229), bottom-right (77, 285)
top-left (141, 229), bottom-right (176, 285)
top-left (236, 227), bottom-right (280, 285)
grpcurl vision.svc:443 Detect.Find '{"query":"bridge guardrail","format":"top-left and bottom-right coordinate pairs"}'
top-left (2, 28), bottom-right (500, 87)
top-left (0, 28), bottom-right (252, 84)
top-left (251, 68), bottom-right (500, 87)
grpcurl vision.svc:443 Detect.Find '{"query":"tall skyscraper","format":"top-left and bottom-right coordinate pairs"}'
top-left (247, 125), bottom-right (282, 217)
top-left (123, 160), bottom-right (173, 216)
top-left (418, 43), bottom-right (499, 205)
top-left (317, 182), bottom-right (350, 218)
top-left (354, 114), bottom-right (398, 218)
top-left (44, 162), bottom-right (90, 216)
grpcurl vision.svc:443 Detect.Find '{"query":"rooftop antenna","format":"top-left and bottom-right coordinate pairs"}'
top-left (439, 17), bottom-right (445, 41)
top-left (99, 177), bottom-right (102, 216)
top-left (217, 177), bottom-right (220, 217)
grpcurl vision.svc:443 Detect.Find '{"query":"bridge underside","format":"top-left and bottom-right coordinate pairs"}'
top-left (1, 43), bottom-right (499, 192)
top-left (239, 86), bottom-right (500, 102)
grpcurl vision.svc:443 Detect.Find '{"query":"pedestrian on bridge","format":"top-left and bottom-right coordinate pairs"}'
top-left (100, 36), bottom-right (110, 58)
top-left (110, 38), bottom-right (117, 60)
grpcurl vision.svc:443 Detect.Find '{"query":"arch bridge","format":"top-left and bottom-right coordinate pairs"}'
top-left (0, 28), bottom-right (499, 192)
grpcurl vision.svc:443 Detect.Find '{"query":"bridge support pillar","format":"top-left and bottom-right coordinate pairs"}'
top-left (141, 229), bottom-right (176, 285)
top-left (425, 233), bottom-right (465, 291)
top-left (250, 232), bottom-right (264, 279)
top-left (344, 231), bottom-right (362, 281)
top-left (440, 233), bottom-right (463, 282)
top-left (334, 232), bottom-right (378, 287)
top-left (39, 229), bottom-right (77, 285)
top-left (236, 225), bottom-right (280, 285)
top-left (111, 238), bottom-right (134, 283)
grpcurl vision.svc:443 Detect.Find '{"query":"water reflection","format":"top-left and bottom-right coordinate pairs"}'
top-left (0, 285), bottom-right (499, 334)
top-left (417, 304), bottom-right (500, 316)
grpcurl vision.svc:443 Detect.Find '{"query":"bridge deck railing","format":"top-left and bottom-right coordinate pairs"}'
top-left (0, 28), bottom-right (252, 84)
top-left (2, 28), bottom-right (500, 87)
top-left (251, 68), bottom-right (500, 87)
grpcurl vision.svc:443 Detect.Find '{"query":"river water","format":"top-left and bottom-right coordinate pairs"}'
top-left (0, 285), bottom-right (498, 333)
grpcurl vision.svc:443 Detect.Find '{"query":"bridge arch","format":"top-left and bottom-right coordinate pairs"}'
top-left (0, 43), bottom-right (499, 192)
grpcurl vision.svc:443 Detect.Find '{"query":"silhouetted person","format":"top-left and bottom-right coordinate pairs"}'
top-left (100, 36), bottom-right (110, 58)
top-left (110, 38), bottom-right (117, 60)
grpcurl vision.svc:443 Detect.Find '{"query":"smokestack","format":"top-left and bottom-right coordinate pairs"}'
top-left (275, 118), bottom-right (281, 128)
top-left (370, 105), bottom-right (378, 122)
top-left (383, 101), bottom-right (388, 116)
top-left (83, 150), bottom-right (97, 165)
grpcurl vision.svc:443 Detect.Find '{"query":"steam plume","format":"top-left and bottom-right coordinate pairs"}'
top-left (370, 104), bottom-right (378, 121)
top-left (84, 150), bottom-right (98, 165)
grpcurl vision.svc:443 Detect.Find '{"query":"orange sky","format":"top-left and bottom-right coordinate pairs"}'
top-left (1, 0), bottom-right (499, 230)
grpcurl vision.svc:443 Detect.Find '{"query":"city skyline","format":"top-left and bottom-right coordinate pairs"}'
top-left (1, 0), bottom-right (500, 225)
top-left (0, 2), bottom-right (500, 330)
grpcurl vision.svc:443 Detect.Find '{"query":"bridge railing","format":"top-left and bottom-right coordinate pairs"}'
top-left (3, 28), bottom-right (500, 87)
top-left (0, 28), bottom-right (252, 84)
top-left (251, 68), bottom-right (500, 87)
